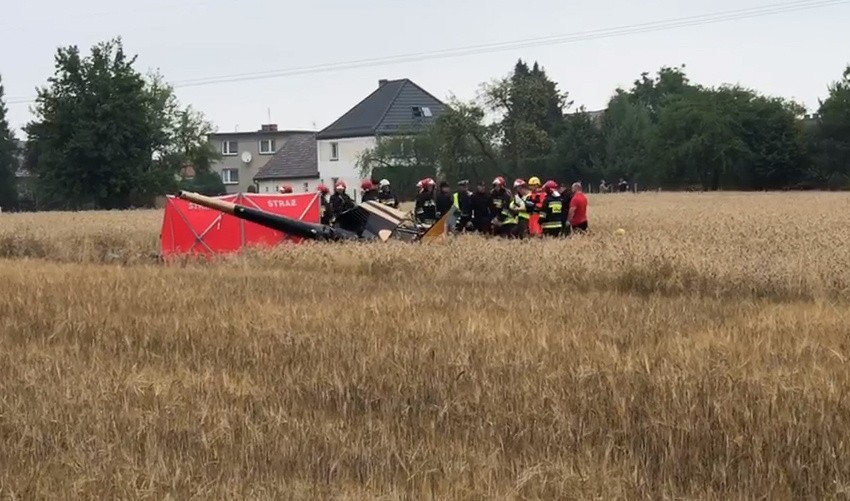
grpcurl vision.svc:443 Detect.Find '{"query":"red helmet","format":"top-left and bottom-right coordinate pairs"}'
top-left (279, 184), bottom-right (293, 194)
top-left (317, 184), bottom-right (329, 194)
top-left (335, 181), bottom-right (346, 191)
top-left (543, 180), bottom-right (558, 192)
top-left (420, 178), bottom-right (435, 188)
top-left (361, 179), bottom-right (374, 190)
top-left (513, 179), bottom-right (526, 188)
top-left (492, 176), bottom-right (506, 187)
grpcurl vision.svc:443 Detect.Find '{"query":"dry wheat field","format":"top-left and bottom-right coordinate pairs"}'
top-left (1, 192), bottom-right (850, 499)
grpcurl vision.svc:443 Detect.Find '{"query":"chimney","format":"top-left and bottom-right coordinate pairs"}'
top-left (378, 79), bottom-right (388, 88)
top-left (260, 124), bottom-right (278, 132)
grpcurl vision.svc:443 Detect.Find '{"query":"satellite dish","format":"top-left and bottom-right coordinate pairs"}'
top-left (241, 151), bottom-right (253, 164)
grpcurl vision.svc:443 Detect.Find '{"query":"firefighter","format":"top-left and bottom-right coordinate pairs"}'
top-left (538, 180), bottom-right (565, 237)
top-left (509, 179), bottom-right (534, 239)
top-left (361, 179), bottom-right (379, 202)
top-left (559, 181), bottom-right (573, 236)
top-left (414, 178), bottom-right (438, 227)
top-left (329, 181), bottom-right (355, 222)
top-left (317, 184), bottom-right (332, 225)
top-left (452, 179), bottom-right (474, 232)
top-left (527, 176), bottom-right (545, 237)
top-left (435, 181), bottom-right (453, 221)
top-left (471, 181), bottom-right (492, 234)
top-left (490, 177), bottom-right (515, 237)
top-left (377, 179), bottom-right (399, 208)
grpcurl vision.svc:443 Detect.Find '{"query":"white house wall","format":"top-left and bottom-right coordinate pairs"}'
top-left (317, 136), bottom-right (376, 202)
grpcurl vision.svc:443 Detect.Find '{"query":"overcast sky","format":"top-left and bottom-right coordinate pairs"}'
top-left (2, 0), bottom-right (848, 136)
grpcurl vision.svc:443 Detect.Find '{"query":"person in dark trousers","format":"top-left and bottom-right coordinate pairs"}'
top-left (329, 181), bottom-right (355, 223)
top-left (559, 182), bottom-right (573, 236)
top-left (435, 181), bottom-right (453, 220)
top-left (377, 179), bottom-right (399, 208)
top-left (452, 179), bottom-right (474, 232)
top-left (414, 178), bottom-right (438, 227)
top-left (317, 184), bottom-right (332, 225)
top-left (360, 179), bottom-right (379, 202)
top-left (470, 181), bottom-right (492, 234)
top-left (489, 176), bottom-right (513, 236)
top-left (538, 180), bottom-right (565, 237)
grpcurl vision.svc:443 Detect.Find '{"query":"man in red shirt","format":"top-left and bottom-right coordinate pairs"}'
top-left (567, 182), bottom-right (588, 234)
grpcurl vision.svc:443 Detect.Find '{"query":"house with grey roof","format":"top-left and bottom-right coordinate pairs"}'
top-left (252, 131), bottom-right (320, 193)
top-left (208, 124), bottom-right (319, 194)
top-left (316, 78), bottom-right (447, 202)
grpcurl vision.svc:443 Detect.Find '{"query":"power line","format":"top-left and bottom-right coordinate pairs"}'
top-left (171, 0), bottom-right (844, 87)
top-left (5, 0), bottom-right (847, 105)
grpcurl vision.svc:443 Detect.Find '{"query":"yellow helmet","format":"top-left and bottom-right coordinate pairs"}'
top-left (528, 176), bottom-right (541, 186)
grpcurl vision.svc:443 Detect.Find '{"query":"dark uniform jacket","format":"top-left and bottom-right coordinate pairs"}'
top-left (453, 190), bottom-right (473, 218)
top-left (471, 191), bottom-right (491, 223)
top-left (377, 190), bottom-right (399, 208)
top-left (329, 192), bottom-right (355, 219)
top-left (435, 192), bottom-right (453, 219)
top-left (361, 190), bottom-right (379, 202)
top-left (539, 192), bottom-right (566, 229)
top-left (490, 189), bottom-right (512, 223)
top-left (319, 195), bottom-right (332, 225)
top-left (415, 190), bottom-right (438, 224)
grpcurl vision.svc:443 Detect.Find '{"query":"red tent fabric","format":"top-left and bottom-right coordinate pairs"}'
top-left (160, 192), bottom-right (320, 258)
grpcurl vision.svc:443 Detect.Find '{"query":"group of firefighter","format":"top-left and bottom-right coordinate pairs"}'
top-left (304, 176), bottom-right (589, 238)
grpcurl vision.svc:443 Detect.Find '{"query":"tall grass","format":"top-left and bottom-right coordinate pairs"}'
top-left (1, 192), bottom-right (849, 499)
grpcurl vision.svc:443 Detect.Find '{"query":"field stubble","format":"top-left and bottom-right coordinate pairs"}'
top-left (1, 192), bottom-right (850, 499)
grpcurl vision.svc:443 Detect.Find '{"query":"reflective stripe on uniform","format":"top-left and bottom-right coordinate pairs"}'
top-left (515, 194), bottom-right (531, 219)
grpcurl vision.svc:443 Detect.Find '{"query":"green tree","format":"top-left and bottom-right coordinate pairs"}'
top-left (357, 97), bottom-right (500, 195)
top-left (482, 59), bottom-right (570, 172)
top-left (654, 85), bottom-right (807, 190)
top-left (629, 64), bottom-right (696, 121)
top-left (356, 131), bottom-right (439, 199)
top-left (545, 108), bottom-right (603, 184)
top-left (0, 74), bottom-right (17, 210)
top-left (655, 88), bottom-right (750, 190)
top-left (148, 73), bottom-right (221, 178)
top-left (24, 37), bottom-right (216, 209)
top-left (810, 65), bottom-right (850, 188)
top-left (735, 90), bottom-right (806, 189)
top-left (178, 170), bottom-right (226, 196)
top-left (600, 91), bottom-right (655, 185)
top-left (430, 97), bottom-right (499, 183)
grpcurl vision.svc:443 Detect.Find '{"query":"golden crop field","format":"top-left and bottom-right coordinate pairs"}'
top-left (1, 192), bottom-right (850, 499)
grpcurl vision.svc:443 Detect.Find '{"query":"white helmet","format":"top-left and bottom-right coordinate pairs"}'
top-left (379, 179), bottom-right (390, 187)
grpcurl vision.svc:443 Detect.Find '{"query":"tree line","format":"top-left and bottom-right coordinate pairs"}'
top-left (359, 61), bottom-right (850, 198)
top-left (2, 38), bottom-right (849, 211)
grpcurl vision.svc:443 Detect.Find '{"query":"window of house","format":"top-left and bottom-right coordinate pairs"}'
top-left (259, 139), bottom-right (275, 155)
top-left (412, 106), bottom-right (422, 117)
top-left (303, 182), bottom-right (309, 192)
top-left (222, 140), bottom-right (238, 156)
top-left (422, 106), bottom-right (433, 117)
top-left (330, 142), bottom-right (339, 161)
top-left (221, 168), bottom-right (239, 185)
